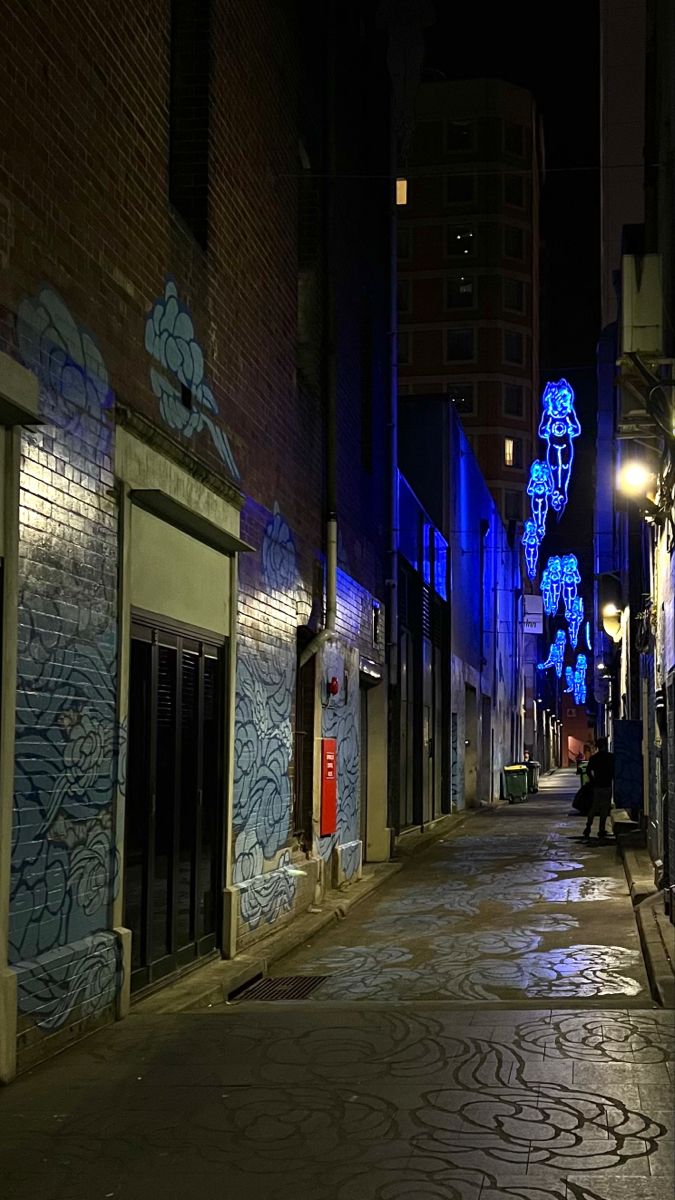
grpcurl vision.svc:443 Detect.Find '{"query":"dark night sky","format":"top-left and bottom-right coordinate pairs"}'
top-left (423, 1), bottom-right (601, 672)
top-left (423, 0), bottom-right (601, 375)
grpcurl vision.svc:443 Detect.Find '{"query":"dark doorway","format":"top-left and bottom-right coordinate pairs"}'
top-left (124, 616), bottom-right (226, 993)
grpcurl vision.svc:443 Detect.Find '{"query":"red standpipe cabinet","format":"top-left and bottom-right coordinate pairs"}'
top-left (320, 737), bottom-right (337, 835)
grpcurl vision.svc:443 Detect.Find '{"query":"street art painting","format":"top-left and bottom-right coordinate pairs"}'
top-left (145, 278), bottom-right (239, 479)
top-left (12, 287), bottom-right (121, 1030)
top-left (232, 503), bottom-right (298, 930)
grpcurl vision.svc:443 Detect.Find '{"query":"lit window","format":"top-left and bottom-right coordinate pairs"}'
top-left (446, 328), bottom-right (474, 361)
top-left (396, 177), bottom-right (408, 205)
top-left (423, 522), bottom-right (432, 585)
top-left (446, 225), bottom-right (475, 257)
top-left (504, 384), bottom-right (524, 416)
top-left (504, 226), bottom-right (524, 260)
top-left (434, 530), bottom-right (448, 599)
top-left (504, 122), bottom-right (525, 157)
top-left (446, 272), bottom-right (474, 308)
top-left (504, 436), bottom-right (523, 468)
top-left (446, 174), bottom-right (475, 203)
top-left (504, 331), bottom-right (524, 364)
top-left (448, 383), bottom-right (474, 414)
top-left (504, 173), bottom-right (525, 206)
top-left (446, 120), bottom-right (474, 152)
top-left (504, 278), bottom-right (525, 312)
top-left (398, 331), bottom-right (411, 365)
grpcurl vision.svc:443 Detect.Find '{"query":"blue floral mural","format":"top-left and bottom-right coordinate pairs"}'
top-left (11, 287), bottom-right (121, 1030)
top-left (261, 502), bottom-right (298, 593)
top-left (145, 278), bottom-right (239, 480)
top-left (316, 644), bottom-right (360, 863)
top-left (232, 502), bottom-right (299, 929)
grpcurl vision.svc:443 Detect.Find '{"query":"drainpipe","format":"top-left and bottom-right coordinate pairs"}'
top-left (300, 9), bottom-right (337, 671)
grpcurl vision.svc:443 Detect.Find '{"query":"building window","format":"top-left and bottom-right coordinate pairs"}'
top-left (504, 226), bottom-right (524, 259)
top-left (504, 331), bottom-right (524, 364)
top-left (434, 530), bottom-right (448, 600)
top-left (169, 0), bottom-right (211, 248)
top-left (446, 119), bottom-right (474, 152)
top-left (504, 278), bottom-right (525, 312)
top-left (448, 382), bottom-right (474, 414)
top-left (504, 436), bottom-right (523, 468)
top-left (504, 173), bottom-right (525, 206)
top-left (503, 383), bottom-right (524, 416)
top-left (504, 489), bottom-right (523, 520)
top-left (446, 272), bottom-right (474, 308)
top-left (446, 225), bottom-right (475, 257)
top-left (446, 174), bottom-right (475, 204)
top-left (398, 278), bottom-right (411, 314)
top-left (504, 121), bottom-right (525, 157)
top-left (445, 328), bottom-right (474, 361)
top-left (398, 226), bottom-right (411, 261)
top-left (398, 331), bottom-right (411, 365)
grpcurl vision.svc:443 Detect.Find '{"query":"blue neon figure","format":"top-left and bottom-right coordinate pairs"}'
top-left (521, 519), bottom-right (540, 579)
top-left (561, 553), bottom-right (581, 620)
top-left (538, 379), bottom-right (581, 515)
top-left (537, 629), bottom-right (567, 678)
top-left (567, 594), bottom-right (584, 648)
top-left (527, 460), bottom-right (554, 538)
top-left (564, 666), bottom-right (575, 694)
top-left (541, 555), bottom-right (563, 616)
top-left (573, 653), bottom-right (588, 705)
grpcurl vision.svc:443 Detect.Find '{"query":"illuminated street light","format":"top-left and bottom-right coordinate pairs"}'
top-left (617, 461), bottom-right (654, 497)
top-left (602, 603), bottom-right (620, 617)
top-left (597, 660), bottom-right (606, 671)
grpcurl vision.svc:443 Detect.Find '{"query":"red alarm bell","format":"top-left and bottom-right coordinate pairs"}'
top-left (328, 675), bottom-right (340, 696)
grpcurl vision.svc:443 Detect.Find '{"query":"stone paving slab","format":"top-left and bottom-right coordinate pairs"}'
top-left (264, 772), bottom-right (650, 1005)
top-left (0, 1005), bottom-right (672, 1200)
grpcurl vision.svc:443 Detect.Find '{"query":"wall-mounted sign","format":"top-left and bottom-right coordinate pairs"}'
top-left (523, 593), bottom-right (543, 634)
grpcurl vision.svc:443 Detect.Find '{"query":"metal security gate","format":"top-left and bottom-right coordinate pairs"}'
top-left (124, 616), bottom-right (226, 992)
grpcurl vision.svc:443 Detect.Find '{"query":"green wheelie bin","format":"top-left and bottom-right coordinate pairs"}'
top-left (503, 764), bottom-right (528, 803)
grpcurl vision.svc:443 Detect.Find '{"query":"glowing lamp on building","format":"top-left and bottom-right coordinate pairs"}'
top-left (602, 602), bottom-right (623, 643)
top-left (617, 461), bottom-right (654, 498)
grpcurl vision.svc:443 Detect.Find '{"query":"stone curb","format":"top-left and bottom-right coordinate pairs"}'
top-left (618, 839), bottom-right (675, 1008)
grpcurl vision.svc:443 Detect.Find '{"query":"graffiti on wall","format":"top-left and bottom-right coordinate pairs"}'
top-left (11, 288), bottom-right (122, 1030)
top-left (232, 504), bottom-right (298, 929)
top-left (145, 278), bottom-right (239, 480)
top-left (316, 643), bottom-right (360, 864)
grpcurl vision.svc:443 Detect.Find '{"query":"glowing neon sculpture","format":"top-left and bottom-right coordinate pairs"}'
top-left (521, 519), bottom-right (540, 579)
top-left (537, 629), bottom-right (567, 678)
top-left (573, 653), bottom-right (587, 705)
top-left (538, 379), bottom-right (581, 515)
top-left (561, 553), bottom-right (581, 620)
top-left (585, 621), bottom-right (592, 651)
top-left (527, 460), bottom-right (554, 539)
top-left (541, 555), bottom-right (562, 616)
top-left (567, 594), bottom-right (584, 649)
top-left (564, 666), bottom-right (575, 694)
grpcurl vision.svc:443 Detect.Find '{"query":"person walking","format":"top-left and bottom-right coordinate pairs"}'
top-left (582, 736), bottom-right (614, 842)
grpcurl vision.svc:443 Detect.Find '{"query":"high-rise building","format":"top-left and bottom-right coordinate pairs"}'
top-left (398, 78), bottom-right (541, 525)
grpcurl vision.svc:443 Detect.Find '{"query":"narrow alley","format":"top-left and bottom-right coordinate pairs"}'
top-left (0, 773), bottom-right (672, 1200)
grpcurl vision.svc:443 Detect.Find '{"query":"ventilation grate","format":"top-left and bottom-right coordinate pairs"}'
top-left (233, 975), bottom-right (328, 1003)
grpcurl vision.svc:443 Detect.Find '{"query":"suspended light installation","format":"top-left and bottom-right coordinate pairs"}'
top-left (561, 553), bottom-right (581, 620)
top-left (585, 620), bottom-right (592, 651)
top-left (538, 378), bottom-right (581, 516)
top-left (567, 594), bottom-right (584, 648)
top-left (527, 460), bottom-right (554, 540)
top-left (521, 519), bottom-right (540, 579)
top-left (564, 665), bottom-right (575, 694)
top-left (541, 555), bottom-right (563, 616)
top-left (537, 629), bottom-right (567, 678)
top-left (573, 653), bottom-right (587, 705)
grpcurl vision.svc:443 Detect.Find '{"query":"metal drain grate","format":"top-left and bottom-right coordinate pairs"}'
top-left (234, 975), bottom-right (327, 1002)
